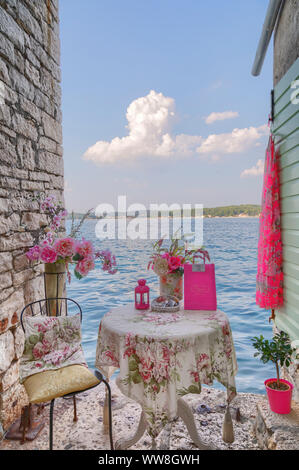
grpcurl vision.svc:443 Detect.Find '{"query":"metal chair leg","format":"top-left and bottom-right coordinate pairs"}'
top-left (49, 399), bottom-right (55, 450)
top-left (73, 395), bottom-right (78, 422)
top-left (102, 378), bottom-right (114, 450)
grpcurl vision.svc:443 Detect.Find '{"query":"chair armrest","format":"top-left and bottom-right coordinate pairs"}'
top-left (94, 369), bottom-right (104, 382)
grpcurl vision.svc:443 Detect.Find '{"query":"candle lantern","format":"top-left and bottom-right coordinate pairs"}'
top-left (135, 279), bottom-right (150, 310)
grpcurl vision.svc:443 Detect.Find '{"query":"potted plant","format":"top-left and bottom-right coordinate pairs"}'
top-left (251, 330), bottom-right (295, 414)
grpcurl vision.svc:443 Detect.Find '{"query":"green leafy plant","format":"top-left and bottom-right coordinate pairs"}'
top-left (251, 331), bottom-right (295, 389)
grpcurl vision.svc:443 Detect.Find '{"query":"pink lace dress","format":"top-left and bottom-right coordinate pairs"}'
top-left (256, 135), bottom-right (283, 309)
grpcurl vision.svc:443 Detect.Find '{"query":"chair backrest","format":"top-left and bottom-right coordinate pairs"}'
top-left (20, 297), bottom-right (83, 333)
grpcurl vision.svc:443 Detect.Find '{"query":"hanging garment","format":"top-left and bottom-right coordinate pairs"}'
top-left (256, 135), bottom-right (283, 309)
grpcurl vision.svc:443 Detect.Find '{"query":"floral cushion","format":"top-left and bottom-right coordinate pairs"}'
top-left (20, 314), bottom-right (88, 383)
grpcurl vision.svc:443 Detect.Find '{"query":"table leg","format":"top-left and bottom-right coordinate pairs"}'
top-left (159, 422), bottom-right (172, 450)
top-left (103, 381), bottom-right (110, 434)
top-left (177, 398), bottom-right (216, 450)
top-left (115, 410), bottom-right (147, 450)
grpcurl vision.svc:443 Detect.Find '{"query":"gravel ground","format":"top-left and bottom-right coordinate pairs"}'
top-left (0, 381), bottom-right (262, 451)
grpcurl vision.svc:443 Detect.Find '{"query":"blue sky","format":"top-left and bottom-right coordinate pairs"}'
top-left (60, 0), bottom-right (273, 212)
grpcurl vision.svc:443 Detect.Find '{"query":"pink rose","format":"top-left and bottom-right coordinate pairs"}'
top-left (54, 237), bottom-right (76, 258)
top-left (32, 342), bottom-right (45, 360)
top-left (75, 239), bottom-right (94, 259)
top-left (168, 256), bottom-right (182, 272)
top-left (123, 347), bottom-right (135, 359)
top-left (138, 358), bottom-right (152, 383)
top-left (40, 245), bottom-right (58, 264)
top-left (191, 371), bottom-right (199, 382)
top-left (75, 256), bottom-right (95, 277)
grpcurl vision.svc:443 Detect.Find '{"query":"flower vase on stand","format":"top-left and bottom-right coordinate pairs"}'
top-left (44, 261), bottom-right (66, 316)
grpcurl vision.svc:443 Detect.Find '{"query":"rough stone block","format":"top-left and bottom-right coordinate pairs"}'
top-left (0, 176), bottom-right (20, 190)
top-left (0, 271), bottom-right (12, 289)
top-left (14, 48), bottom-right (25, 74)
top-left (13, 326), bottom-right (25, 360)
top-left (0, 381), bottom-right (28, 429)
top-left (0, 232), bottom-right (33, 251)
top-left (0, 360), bottom-right (19, 392)
top-left (23, 274), bottom-right (44, 305)
top-left (16, 137), bottom-right (36, 170)
top-left (9, 195), bottom-right (39, 213)
top-left (25, 59), bottom-right (40, 88)
top-left (12, 113), bottom-right (38, 141)
top-left (37, 150), bottom-right (64, 175)
top-left (9, 66), bottom-right (35, 102)
top-left (0, 198), bottom-right (8, 213)
top-left (41, 112), bottom-right (62, 143)
top-left (0, 251), bottom-right (13, 272)
top-left (0, 133), bottom-right (18, 166)
top-left (253, 398), bottom-right (299, 450)
top-left (17, 2), bottom-right (43, 44)
top-left (0, 287), bottom-right (14, 304)
top-left (19, 95), bottom-right (41, 122)
top-left (13, 252), bottom-right (29, 271)
top-left (21, 211), bottom-right (48, 230)
top-left (12, 268), bottom-right (37, 287)
top-left (0, 330), bottom-right (15, 373)
top-left (0, 213), bottom-right (21, 235)
top-left (0, 33), bottom-right (15, 64)
top-left (28, 171), bottom-right (49, 185)
top-left (0, 7), bottom-right (25, 52)
top-left (0, 58), bottom-right (10, 85)
top-left (0, 289), bottom-right (24, 332)
top-left (21, 180), bottom-right (44, 191)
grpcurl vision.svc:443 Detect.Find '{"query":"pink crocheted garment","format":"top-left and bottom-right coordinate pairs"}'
top-left (256, 135), bottom-right (283, 309)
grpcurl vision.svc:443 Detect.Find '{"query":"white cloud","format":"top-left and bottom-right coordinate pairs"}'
top-left (205, 111), bottom-right (239, 124)
top-left (241, 159), bottom-right (264, 178)
top-left (83, 90), bottom-right (268, 165)
top-left (83, 90), bottom-right (202, 164)
top-left (196, 125), bottom-right (269, 158)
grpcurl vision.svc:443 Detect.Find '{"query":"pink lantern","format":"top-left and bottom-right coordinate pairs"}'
top-left (135, 279), bottom-right (150, 310)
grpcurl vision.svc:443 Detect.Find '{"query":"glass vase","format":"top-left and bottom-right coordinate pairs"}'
top-left (159, 272), bottom-right (183, 300)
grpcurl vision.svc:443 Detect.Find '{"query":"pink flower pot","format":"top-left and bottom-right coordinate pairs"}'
top-left (265, 378), bottom-right (293, 414)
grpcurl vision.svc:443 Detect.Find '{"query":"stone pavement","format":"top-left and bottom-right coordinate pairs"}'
top-left (0, 381), bottom-right (263, 451)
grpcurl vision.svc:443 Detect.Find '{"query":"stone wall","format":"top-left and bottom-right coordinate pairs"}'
top-left (0, 0), bottom-right (63, 436)
top-left (274, 0), bottom-right (299, 85)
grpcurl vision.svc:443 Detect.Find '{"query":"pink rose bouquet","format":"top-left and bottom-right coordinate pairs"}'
top-left (26, 194), bottom-right (117, 281)
top-left (148, 235), bottom-right (209, 276)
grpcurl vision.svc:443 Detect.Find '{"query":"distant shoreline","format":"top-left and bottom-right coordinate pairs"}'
top-left (68, 214), bottom-right (260, 220)
top-left (68, 204), bottom-right (261, 220)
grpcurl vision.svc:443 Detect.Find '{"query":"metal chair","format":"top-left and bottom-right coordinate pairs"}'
top-left (20, 297), bottom-right (113, 450)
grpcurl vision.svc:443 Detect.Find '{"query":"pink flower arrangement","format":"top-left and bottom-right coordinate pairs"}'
top-left (148, 235), bottom-right (210, 277)
top-left (26, 194), bottom-right (117, 280)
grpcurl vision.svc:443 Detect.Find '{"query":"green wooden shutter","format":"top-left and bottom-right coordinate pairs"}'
top-left (273, 58), bottom-right (299, 341)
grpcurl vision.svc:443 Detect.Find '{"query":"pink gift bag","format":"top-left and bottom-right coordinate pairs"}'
top-left (184, 263), bottom-right (217, 310)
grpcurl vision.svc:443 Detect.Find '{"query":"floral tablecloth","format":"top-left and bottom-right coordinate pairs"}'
top-left (95, 305), bottom-right (238, 438)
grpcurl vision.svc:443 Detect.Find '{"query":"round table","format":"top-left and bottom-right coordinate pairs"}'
top-left (95, 304), bottom-right (238, 449)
